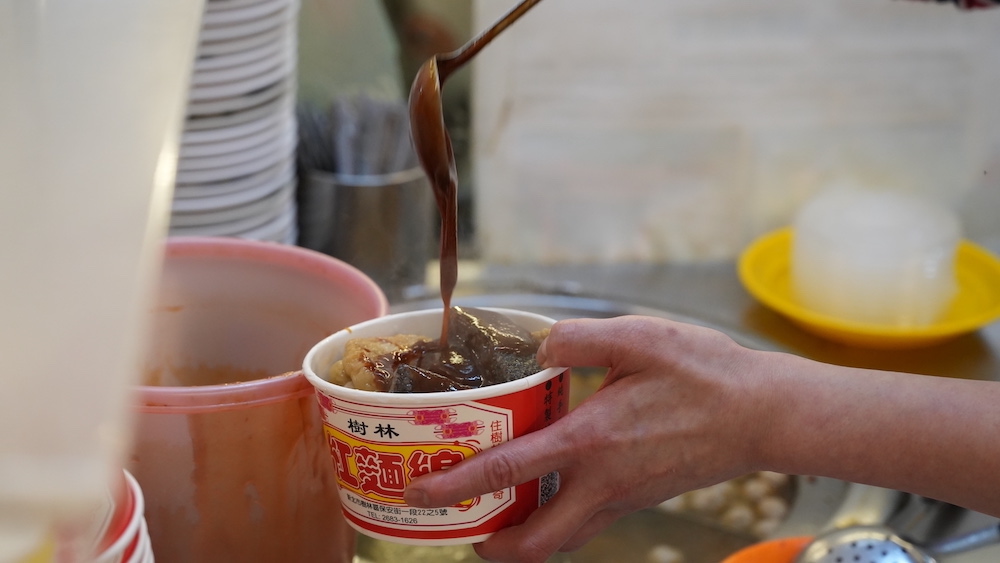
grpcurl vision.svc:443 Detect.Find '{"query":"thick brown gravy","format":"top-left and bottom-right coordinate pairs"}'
top-left (368, 306), bottom-right (544, 393)
top-left (401, 1), bottom-right (544, 391)
top-left (408, 58), bottom-right (458, 343)
top-left (407, 0), bottom-right (543, 344)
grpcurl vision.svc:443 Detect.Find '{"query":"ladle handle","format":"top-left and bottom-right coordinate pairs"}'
top-left (927, 522), bottom-right (1000, 556)
top-left (438, 0), bottom-right (544, 78)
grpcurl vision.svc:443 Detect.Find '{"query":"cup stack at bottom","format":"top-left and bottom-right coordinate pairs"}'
top-left (22, 470), bottom-right (153, 563)
top-left (93, 470), bottom-right (152, 563)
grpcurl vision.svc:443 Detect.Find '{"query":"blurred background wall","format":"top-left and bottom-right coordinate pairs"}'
top-left (296, 0), bottom-right (1000, 265)
top-left (471, 0), bottom-right (1000, 263)
top-left (297, 0), bottom-right (402, 104)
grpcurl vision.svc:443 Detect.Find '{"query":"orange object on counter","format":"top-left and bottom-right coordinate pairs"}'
top-left (722, 536), bottom-right (813, 563)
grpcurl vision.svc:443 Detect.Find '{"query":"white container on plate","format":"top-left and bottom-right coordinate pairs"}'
top-left (791, 187), bottom-right (961, 327)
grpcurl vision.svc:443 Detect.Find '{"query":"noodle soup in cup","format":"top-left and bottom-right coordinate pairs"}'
top-left (302, 307), bottom-right (568, 546)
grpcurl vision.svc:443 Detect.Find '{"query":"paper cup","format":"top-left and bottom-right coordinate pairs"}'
top-left (302, 308), bottom-right (569, 546)
top-left (94, 472), bottom-right (144, 563)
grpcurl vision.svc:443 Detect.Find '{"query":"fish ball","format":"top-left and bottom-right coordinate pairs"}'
top-left (646, 544), bottom-right (684, 563)
top-left (741, 477), bottom-right (773, 501)
top-left (721, 503), bottom-right (755, 531)
top-left (688, 482), bottom-right (733, 513)
top-left (757, 496), bottom-right (789, 520)
top-left (752, 517), bottom-right (783, 538)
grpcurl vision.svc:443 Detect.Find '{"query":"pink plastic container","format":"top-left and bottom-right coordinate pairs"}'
top-left (128, 237), bottom-right (388, 562)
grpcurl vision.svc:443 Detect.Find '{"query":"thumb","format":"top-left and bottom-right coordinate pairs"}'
top-left (538, 317), bottom-right (642, 370)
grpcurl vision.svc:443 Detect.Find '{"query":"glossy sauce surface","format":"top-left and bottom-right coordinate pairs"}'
top-left (369, 307), bottom-right (543, 393)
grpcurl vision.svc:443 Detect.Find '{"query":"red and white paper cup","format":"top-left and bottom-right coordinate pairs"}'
top-left (302, 308), bottom-right (569, 545)
top-left (25, 470), bottom-right (151, 563)
top-left (94, 471), bottom-right (150, 563)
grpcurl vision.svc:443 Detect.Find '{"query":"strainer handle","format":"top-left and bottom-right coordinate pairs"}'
top-left (927, 522), bottom-right (1000, 556)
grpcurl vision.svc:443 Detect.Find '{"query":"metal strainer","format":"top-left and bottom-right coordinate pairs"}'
top-left (795, 523), bottom-right (1000, 563)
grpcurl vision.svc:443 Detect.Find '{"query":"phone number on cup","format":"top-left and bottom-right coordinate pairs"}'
top-left (367, 507), bottom-right (450, 523)
top-left (368, 512), bottom-right (419, 524)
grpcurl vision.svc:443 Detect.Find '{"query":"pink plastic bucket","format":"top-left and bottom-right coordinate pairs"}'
top-left (128, 237), bottom-right (388, 562)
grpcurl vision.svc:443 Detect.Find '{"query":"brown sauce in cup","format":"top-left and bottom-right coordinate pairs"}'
top-left (366, 307), bottom-right (544, 393)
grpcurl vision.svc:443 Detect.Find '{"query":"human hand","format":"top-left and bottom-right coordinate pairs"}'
top-left (403, 315), bottom-right (775, 563)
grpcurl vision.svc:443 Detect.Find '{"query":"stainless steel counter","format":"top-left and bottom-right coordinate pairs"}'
top-left (465, 260), bottom-right (1000, 383)
top-left (393, 259), bottom-right (1000, 562)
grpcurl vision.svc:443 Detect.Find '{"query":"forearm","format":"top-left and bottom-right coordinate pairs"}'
top-left (753, 351), bottom-right (1000, 517)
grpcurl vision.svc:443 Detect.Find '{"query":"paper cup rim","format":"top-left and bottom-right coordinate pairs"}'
top-left (303, 307), bottom-right (563, 405)
top-left (95, 471), bottom-right (145, 562)
top-left (124, 519), bottom-right (149, 563)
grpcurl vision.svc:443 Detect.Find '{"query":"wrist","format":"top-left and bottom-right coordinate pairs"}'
top-left (730, 349), bottom-right (807, 475)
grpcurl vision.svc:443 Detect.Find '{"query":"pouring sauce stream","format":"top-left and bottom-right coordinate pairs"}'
top-left (408, 0), bottom-right (543, 343)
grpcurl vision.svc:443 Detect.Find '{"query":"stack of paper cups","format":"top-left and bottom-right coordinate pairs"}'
top-left (92, 471), bottom-right (152, 563)
top-left (20, 470), bottom-right (152, 563)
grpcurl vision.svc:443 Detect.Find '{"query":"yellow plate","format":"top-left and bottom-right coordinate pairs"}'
top-left (737, 227), bottom-right (1000, 349)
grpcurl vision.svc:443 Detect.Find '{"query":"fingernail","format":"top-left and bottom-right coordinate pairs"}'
top-left (536, 339), bottom-right (549, 367)
top-left (404, 488), bottom-right (430, 508)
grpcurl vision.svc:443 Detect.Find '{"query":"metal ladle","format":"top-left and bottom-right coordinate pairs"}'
top-left (407, 0), bottom-right (544, 192)
top-left (795, 522), bottom-right (1000, 563)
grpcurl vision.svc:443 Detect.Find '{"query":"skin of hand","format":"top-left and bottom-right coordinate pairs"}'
top-left (403, 315), bottom-right (768, 562)
top-left (402, 315), bottom-right (1000, 563)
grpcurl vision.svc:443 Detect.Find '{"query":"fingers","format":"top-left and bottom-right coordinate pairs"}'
top-left (538, 317), bottom-right (669, 374)
top-left (403, 417), bottom-right (613, 563)
top-left (556, 508), bottom-right (624, 552)
top-left (473, 478), bottom-right (612, 563)
top-left (404, 422), bottom-right (571, 509)
top-left (473, 496), bottom-right (586, 562)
